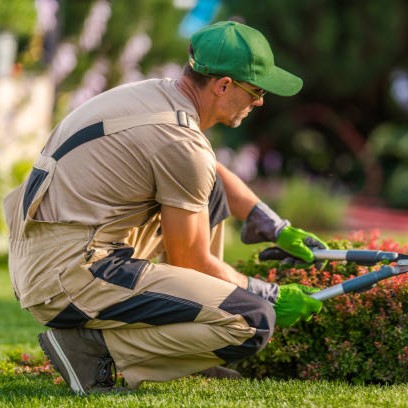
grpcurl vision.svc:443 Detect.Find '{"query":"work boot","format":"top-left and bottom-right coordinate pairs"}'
top-left (38, 328), bottom-right (123, 395)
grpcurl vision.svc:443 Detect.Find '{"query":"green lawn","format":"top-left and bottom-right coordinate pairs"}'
top-left (0, 268), bottom-right (43, 357)
top-left (1, 249), bottom-right (408, 407)
top-left (1, 374), bottom-right (408, 408)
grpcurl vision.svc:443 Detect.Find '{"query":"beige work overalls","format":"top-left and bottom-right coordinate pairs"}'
top-left (3, 111), bottom-right (275, 388)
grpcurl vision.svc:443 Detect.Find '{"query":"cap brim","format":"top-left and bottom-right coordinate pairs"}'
top-left (257, 66), bottom-right (303, 97)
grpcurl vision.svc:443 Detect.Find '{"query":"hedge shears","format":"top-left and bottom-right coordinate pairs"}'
top-left (259, 247), bottom-right (408, 301)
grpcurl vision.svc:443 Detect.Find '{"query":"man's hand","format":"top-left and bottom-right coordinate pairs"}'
top-left (276, 226), bottom-right (327, 266)
top-left (241, 202), bottom-right (328, 268)
top-left (274, 283), bottom-right (323, 328)
top-left (247, 279), bottom-right (322, 327)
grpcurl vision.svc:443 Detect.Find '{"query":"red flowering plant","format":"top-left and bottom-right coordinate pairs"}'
top-left (234, 230), bottom-right (408, 384)
top-left (0, 349), bottom-right (55, 377)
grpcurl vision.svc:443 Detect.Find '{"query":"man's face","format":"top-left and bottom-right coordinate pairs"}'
top-left (219, 81), bottom-right (265, 128)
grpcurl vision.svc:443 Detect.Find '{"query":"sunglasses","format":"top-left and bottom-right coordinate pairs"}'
top-left (232, 80), bottom-right (267, 100)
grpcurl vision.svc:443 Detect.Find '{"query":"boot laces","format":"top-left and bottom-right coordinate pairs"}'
top-left (96, 356), bottom-right (116, 387)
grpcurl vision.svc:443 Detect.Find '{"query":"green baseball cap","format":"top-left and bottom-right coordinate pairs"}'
top-left (190, 21), bottom-right (303, 97)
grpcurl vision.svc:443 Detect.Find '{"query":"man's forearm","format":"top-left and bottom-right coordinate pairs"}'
top-left (199, 254), bottom-right (249, 289)
top-left (161, 204), bottom-right (249, 289)
top-left (216, 162), bottom-right (259, 221)
top-left (166, 248), bottom-right (249, 289)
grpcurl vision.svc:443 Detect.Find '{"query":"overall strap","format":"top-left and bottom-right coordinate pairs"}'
top-left (52, 111), bottom-right (199, 161)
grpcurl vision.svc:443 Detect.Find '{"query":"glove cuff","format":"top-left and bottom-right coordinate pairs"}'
top-left (247, 277), bottom-right (279, 304)
top-left (241, 201), bottom-right (290, 244)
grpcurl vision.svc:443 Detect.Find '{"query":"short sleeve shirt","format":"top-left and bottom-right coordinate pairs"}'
top-left (36, 79), bottom-right (217, 241)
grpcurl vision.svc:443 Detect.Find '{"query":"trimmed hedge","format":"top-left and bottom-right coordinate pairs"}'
top-left (234, 230), bottom-right (408, 384)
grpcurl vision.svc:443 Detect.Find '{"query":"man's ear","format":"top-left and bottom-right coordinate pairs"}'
top-left (213, 76), bottom-right (233, 97)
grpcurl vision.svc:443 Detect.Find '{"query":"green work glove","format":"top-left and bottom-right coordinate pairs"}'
top-left (276, 226), bottom-right (328, 266)
top-left (241, 202), bottom-right (328, 269)
top-left (274, 283), bottom-right (323, 328)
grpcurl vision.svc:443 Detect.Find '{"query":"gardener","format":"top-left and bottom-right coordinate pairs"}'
top-left (3, 21), bottom-right (325, 394)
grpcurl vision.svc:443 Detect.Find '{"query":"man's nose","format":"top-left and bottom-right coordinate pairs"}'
top-left (253, 97), bottom-right (264, 107)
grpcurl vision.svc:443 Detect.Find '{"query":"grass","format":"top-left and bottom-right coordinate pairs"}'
top-left (0, 375), bottom-right (408, 408)
top-left (0, 268), bottom-right (43, 357)
top-left (1, 241), bottom-right (408, 407)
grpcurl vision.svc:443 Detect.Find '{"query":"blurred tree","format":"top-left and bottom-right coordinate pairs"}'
top-left (220, 0), bottom-right (408, 121)
top-left (0, 1), bottom-right (37, 71)
top-left (56, 0), bottom-right (187, 85)
top-left (218, 0), bottom-right (408, 200)
top-left (49, 0), bottom-right (187, 122)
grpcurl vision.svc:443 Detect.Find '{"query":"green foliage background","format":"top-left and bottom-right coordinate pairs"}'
top-left (2, 0), bottom-right (408, 232)
top-left (57, 1), bottom-right (187, 89)
top-left (0, 1), bottom-right (36, 36)
top-left (218, 0), bottom-right (408, 203)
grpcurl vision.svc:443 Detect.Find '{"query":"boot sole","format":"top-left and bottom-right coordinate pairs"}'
top-left (38, 330), bottom-right (86, 395)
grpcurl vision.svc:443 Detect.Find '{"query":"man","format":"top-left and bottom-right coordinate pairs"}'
top-left (3, 21), bottom-right (325, 394)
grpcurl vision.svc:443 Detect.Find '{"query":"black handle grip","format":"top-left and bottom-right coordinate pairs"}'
top-left (259, 247), bottom-right (296, 261)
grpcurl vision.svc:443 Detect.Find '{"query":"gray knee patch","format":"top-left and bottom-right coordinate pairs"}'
top-left (213, 287), bottom-right (275, 363)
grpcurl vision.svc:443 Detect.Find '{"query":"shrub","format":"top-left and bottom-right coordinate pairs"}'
top-left (234, 230), bottom-right (408, 384)
top-left (274, 176), bottom-right (349, 231)
top-left (0, 349), bottom-right (54, 377)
